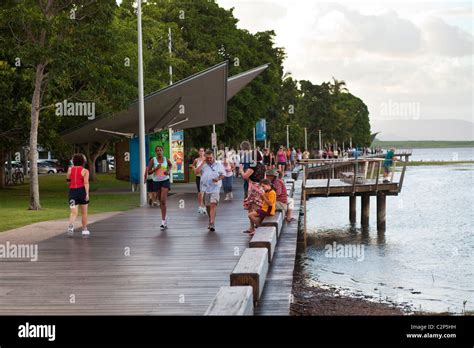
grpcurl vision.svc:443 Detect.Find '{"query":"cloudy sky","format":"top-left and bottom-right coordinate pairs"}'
top-left (217, 0), bottom-right (473, 131)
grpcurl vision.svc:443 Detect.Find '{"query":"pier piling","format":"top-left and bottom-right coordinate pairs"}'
top-left (361, 194), bottom-right (370, 228)
top-left (349, 196), bottom-right (356, 223)
top-left (377, 193), bottom-right (386, 232)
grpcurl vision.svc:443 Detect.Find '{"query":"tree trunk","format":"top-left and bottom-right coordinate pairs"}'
top-left (81, 141), bottom-right (109, 182)
top-left (0, 148), bottom-right (7, 189)
top-left (28, 63), bottom-right (45, 210)
top-left (87, 157), bottom-right (97, 182)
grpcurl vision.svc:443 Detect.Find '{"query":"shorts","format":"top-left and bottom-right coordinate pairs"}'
top-left (383, 164), bottom-right (391, 174)
top-left (146, 179), bottom-right (154, 192)
top-left (204, 192), bottom-right (220, 206)
top-left (277, 162), bottom-right (286, 167)
top-left (276, 201), bottom-right (288, 214)
top-left (153, 179), bottom-right (171, 192)
top-left (287, 197), bottom-right (294, 210)
top-left (68, 187), bottom-right (89, 206)
top-left (256, 208), bottom-right (272, 221)
top-left (196, 176), bottom-right (201, 193)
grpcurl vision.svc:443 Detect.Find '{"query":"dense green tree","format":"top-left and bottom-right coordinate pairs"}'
top-left (1, 0), bottom-right (132, 207)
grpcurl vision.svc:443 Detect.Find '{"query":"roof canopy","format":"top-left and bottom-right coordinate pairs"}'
top-left (62, 62), bottom-right (268, 144)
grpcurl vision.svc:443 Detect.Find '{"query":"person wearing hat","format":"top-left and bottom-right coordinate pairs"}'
top-left (265, 168), bottom-right (294, 222)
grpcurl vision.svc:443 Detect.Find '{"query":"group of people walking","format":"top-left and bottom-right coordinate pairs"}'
top-left (190, 146), bottom-right (295, 235)
top-left (64, 143), bottom-right (398, 237)
top-left (64, 145), bottom-right (297, 236)
top-left (244, 146), bottom-right (311, 174)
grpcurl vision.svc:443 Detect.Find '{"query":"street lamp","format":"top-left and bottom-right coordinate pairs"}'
top-left (137, 0), bottom-right (147, 206)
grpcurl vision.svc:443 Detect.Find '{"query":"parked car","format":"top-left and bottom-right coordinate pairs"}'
top-left (37, 162), bottom-right (57, 174)
top-left (40, 160), bottom-right (65, 173)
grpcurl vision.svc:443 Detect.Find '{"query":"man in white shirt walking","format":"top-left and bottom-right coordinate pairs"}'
top-left (195, 150), bottom-right (225, 232)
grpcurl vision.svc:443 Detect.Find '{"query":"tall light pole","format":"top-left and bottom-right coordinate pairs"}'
top-left (253, 127), bottom-right (256, 150)
top-left (318, 129), bottom-right (322, 151)
top-left (168, 27), bottom-right (173, 85)
top-left (137, 0), bottom-right (147, 206)
top-left (168, 27), bottom-right (173, 183)
top-left (286, 125), bottom-right (289, 149)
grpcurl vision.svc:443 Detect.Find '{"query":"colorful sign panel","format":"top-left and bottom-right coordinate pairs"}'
top-left (171, 130), bottom-right (184, 181)
top-left (256, 119), bottom-right (266, 141)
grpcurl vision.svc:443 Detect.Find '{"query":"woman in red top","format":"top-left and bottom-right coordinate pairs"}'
top-left (66, 154), bottom-right (90, 237)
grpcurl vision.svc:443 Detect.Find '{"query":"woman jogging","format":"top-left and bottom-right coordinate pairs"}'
top-left (66, 154), bottom-right (90, 237)
top-left (148, 145), bottom-right (172, 230)
top-left (192, 147), bottom-right (206, 214)
top-left (277, 146), bottom-right (287, 174)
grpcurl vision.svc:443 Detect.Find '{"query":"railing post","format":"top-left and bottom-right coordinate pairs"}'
top-left (303, 188), bottom-right (307, 245)
top-left (391, 160), bottom-right (396, 182)
top-left (398, 162), bottom-right (407, 193)
top-left (363, 160), bottom-right (368, 182)
top-left (326, 165), bottom-right (332, 196)
top-left (374, 161), bottom-right (380, 193)
top-left (351, 161), bottom-right (357, 193)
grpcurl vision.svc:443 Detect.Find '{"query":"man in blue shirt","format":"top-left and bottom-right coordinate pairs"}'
top-left (195, 150), bottom-right (225, 232)
top-left (383, 147), bottom-right (398, 183)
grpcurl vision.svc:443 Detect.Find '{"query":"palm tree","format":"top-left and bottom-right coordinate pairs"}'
top-left (330, 77), bottom-right (348, 96)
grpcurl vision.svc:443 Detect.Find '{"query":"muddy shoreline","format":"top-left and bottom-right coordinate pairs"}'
top-left (290, 276), bottom-right (408, 315)
top-left (290, 251), bottom-right (411, 315)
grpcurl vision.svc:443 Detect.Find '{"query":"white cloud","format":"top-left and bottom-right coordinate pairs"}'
top-left (421, 16), bottom-right (473, 56)
top-left (217, 0), bottom-right (474, 126)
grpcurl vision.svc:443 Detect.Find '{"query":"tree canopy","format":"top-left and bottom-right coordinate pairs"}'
top-left (0, 0), bottom-right (372, 202)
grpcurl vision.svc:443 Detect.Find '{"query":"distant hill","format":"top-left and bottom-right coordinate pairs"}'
top-left (370, 119), bottom-right (474, 141)
top-left (371, 140), bottom-right (474, 149)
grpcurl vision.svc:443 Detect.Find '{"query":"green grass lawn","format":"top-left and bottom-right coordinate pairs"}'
top-left (0, 173), bottom-right (139, 232)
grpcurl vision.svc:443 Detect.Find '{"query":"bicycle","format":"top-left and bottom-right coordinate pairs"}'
top-left (12, 168), bottom-right (24, 185)
top-left (4, 167), bottom-right (25, 186)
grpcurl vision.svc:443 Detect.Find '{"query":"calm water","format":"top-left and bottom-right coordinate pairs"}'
top-left (300, 148), bottom-right (474, 314)
top-left (408, 147), bottom-right (474, 161)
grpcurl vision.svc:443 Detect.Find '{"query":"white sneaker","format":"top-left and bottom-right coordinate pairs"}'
top-left (224, 193), bottom-right (229, 201)
top-left (198, 207), bottom-right (203, 214)
top-left (160, 217), bottom-right (168, 230)
top-left (67, 224), bottom-right (74, 237)
top-left (82, 229), bottom-right (90, 237)
top-left (230, 192), bottom-right (233, 199)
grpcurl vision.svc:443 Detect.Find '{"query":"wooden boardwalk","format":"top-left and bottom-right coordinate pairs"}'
top-left (0, 178), bottom-right (299, 315)
top-left (255, 177), bottom-right (301, 315)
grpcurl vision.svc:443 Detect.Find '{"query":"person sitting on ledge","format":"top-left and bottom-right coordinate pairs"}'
top-left (265, 169), bottom-right (295, 223)
top-left (245, 179), bottom-right (276, 236)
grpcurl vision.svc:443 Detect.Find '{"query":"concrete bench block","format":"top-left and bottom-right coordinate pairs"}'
top-left (249, 226), bottom-right (277, 263)
top-left (230, 248), bottom-right (269, 303)
top-left (261, 211), bottom-right (283, 237)
top-left (204, 286), bottom-right (254, 316)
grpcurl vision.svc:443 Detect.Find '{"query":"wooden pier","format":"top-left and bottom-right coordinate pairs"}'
top-left (298, 155), bottom-right (409, 235)
top-left (0, 177), bottom-right (302, 316)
